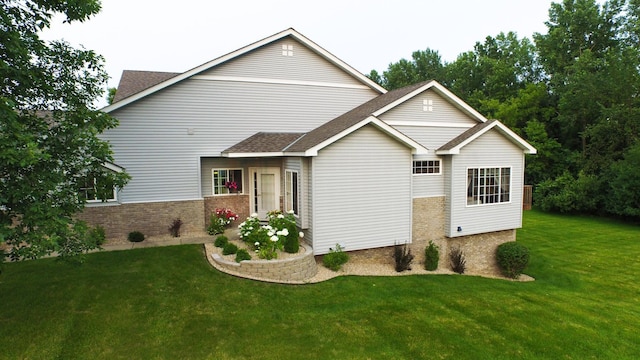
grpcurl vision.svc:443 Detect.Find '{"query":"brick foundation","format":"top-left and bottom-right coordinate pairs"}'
top-left (76, 199), bottom-right (205, 239)
top-left (344, 197), bottom-right (517, 276)
top-left (204, 195), bottom-right (250, 230)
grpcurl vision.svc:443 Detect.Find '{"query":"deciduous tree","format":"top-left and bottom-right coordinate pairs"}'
top-left (1, 0), bottom-right (129, 261)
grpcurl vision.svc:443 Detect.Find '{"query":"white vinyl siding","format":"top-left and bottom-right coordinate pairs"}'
top-left (311, 125), bottom-right (412, 255)
top-left (446, 130), bottom-right (525, 237)
top-left (106, 78), bottom-right (378, 203)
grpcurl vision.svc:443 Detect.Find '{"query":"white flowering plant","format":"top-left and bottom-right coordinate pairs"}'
top-left (237, 210), bottom-right (302, 259)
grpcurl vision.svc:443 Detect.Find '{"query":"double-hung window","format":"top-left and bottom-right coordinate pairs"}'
top-left (467, 167), bottom-right (511, 206)
top-left (285, 170), bottom-right (299, 215)
top-left (213, 169), bottom-right (243, 195)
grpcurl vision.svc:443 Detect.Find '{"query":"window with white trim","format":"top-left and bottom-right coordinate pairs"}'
top-left (413, 160), bottom-right (441, 174)
top-left (79, 176), bottom-right (117, 202)
top-left (213, 169), bottom-right (243, 195)
top-left (467, 167), bottom-right (511, 206)
top-left (285, 170), bottom-right (299, 215)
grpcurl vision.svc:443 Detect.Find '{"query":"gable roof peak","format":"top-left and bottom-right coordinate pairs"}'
top-left (103, 28), bottom-right (385, 112)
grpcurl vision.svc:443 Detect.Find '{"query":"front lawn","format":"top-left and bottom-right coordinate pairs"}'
top-left (0, 210), bottom-right (638, 359)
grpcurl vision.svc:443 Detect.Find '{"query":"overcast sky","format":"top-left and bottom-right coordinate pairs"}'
top-left (41, 0), bottom-right (562, 107)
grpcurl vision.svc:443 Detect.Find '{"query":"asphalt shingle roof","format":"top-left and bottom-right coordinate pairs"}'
top-left (222, 132), bottom-right (306, 154)
top-left (285, 81), bottom-right (430, 152)
top-left (112, 70), bottom-right (180, 103)
top-left (438, 119), bottom-right (495, 151)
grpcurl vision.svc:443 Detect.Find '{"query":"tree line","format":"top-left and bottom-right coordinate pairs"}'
top-left (368, 0), bottom-right (640, 220)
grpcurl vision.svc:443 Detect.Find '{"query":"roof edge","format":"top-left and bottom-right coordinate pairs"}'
top-left (103, 28), bottom-right (385, 112)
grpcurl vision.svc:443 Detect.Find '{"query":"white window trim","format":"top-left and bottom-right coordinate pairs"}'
top-left (212, 168), bottom-right (244, 196)
top-left (466, 166), bottom-right (512, 207)
top-left (285, 169), bottom-right (300, 216)
top-left (412, 160), bottom-right (442, 175)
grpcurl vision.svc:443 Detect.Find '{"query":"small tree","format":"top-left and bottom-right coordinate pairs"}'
top-left (424, 241), bottom-right (440, 271)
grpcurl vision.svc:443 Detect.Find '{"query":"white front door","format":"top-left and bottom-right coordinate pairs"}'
top-left (250, 167), bottom-right (281, 219)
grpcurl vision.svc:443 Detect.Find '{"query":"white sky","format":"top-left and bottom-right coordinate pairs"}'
top-left (41, 0), bottom-right (559, 106)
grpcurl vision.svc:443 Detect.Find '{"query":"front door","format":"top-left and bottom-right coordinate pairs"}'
top-left (250, 167), bottom-right (281, 219)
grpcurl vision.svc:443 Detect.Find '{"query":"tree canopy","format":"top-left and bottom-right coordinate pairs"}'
top-left (369, 0), bottom-right (640, 219)
top-left (1, 0), bottom-right (129, 261)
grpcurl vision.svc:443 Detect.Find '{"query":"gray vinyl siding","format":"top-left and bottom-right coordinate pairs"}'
top-left (304, 158), bottom-right (313, 240)
top-left (379, 89), bottom-right (480, 126)
top-left (201, 38), bottom-right (365, 85)
top-left (311, 125), bottom-right (412, 255)
top-left (106, 78), bottom-right (377, 203)
top-left (394, 126), bottom-right (471, 151)
top-left (446, 130), bottom-right (525, 237)
top-left (412, 155), bottom-right (445, 198)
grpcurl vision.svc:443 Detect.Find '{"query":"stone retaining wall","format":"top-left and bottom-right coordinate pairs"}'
top-left (211, 243), bottom-right (317, 283)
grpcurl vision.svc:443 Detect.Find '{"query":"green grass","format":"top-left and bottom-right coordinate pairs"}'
top-left (0, 210), bottom-right (638, 359)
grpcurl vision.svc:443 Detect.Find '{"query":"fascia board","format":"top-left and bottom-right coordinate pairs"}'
top-left (222, 152), bottom-right (286, 158)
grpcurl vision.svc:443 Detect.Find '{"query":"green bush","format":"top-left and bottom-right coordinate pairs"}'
top-left (450, 246), bottom-right (466, 274)
top-left (89, 225), bottom-right (106, 246)
top-left (214, 235), bottom-right (229, 248)
top-left (235, 249), bottom-right (251, 263)
top-left (222, 242), bottom-right (238, 255)
top-left (127, 231), bottom-right (145, 243)
top-left (282, 228), bottom-right (299, 254)
top-left (424, 241), bottom-right (439, 271)
top-left (322, 244), bottom-right (349, 271)
top-left (496, 242), bottom-right (530, 279)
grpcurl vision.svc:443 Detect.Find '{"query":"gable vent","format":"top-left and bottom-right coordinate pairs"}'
top-left (423, 99), bottom-right (433, 112)
top-left (282, 44), bottom-right (293, 56)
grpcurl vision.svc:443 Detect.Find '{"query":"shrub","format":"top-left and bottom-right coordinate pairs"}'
top-left (128, 231), bottom-right (145, 243)
top-left (393, 243), bottom-right (414, 272)
top-left (207, 208), bottom-right (238, 235)
top-left (235, 249), bottom-right (251, 262)
top-left (496, 242), bottom-right (530, 279)
top-left (168, 218), bottom-right (183, 237)
top-left (238, 210), bottom-right (303, 259)
top-left (450, 246), bottom-right (466, 274)
top-left (222, 242), bottom-right (238, 255)
top-left (214, 235), bottom-right (228, 248)
top-left (424, 241), bottom-right (439, 271)
top-left (323, 244), bottom-right (349, 271)
top-left (89, 225), bottom-right (106, 246)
